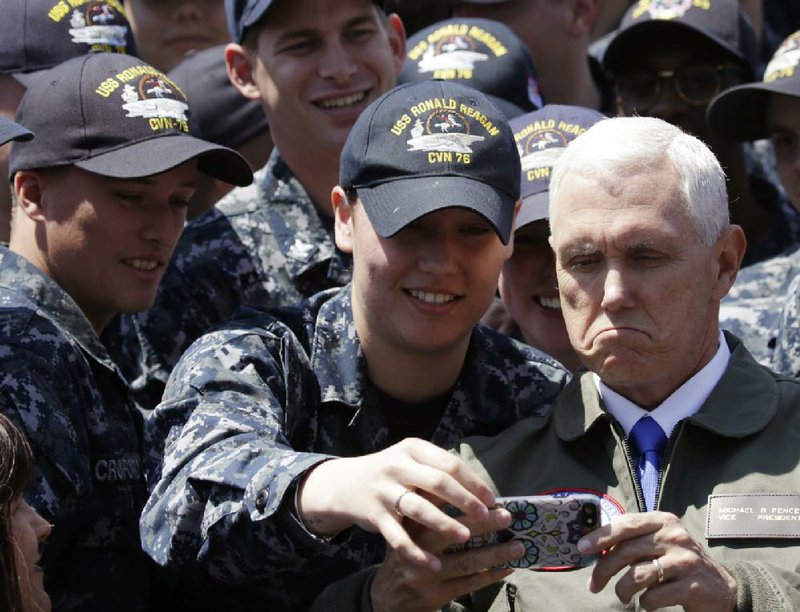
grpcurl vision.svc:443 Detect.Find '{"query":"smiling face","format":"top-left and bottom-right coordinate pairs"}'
top-left (13, 163), bottom-right (196, 331)
top-left (766, 93), bottom-right (800, 213)
top-left (550, 163), bottom-right (732, 406)
top-left (10, 498), bottom-right (51, 612)
top-left (335, 192), bottom-right (514, 359)
top-left (123, 0), bottom-right (229, 72)
top-left (499, 219), bottom-right (578, 370)
top-left (246, 0), bottom-right (404, 164)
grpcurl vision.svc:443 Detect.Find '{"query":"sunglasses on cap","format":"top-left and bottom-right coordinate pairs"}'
top-left (615, 63), bottom-right (743, 112)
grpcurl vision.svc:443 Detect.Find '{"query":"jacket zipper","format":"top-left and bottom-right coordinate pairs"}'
top-left (617, 424), bottom-right (647, 512)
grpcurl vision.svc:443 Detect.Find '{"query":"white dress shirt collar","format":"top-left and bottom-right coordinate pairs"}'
top-left (594, 331), bottom-right (731, 438)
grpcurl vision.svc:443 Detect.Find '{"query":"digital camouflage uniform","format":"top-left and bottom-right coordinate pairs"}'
top-left (771, 273), bottom-right (800, 377)
top-left (140, 286), bottom-right (570, 611)
top-left (719, 245), bottom-right (800, 366)
top-left (107, 149), bottom-right (351, 409)
top-left (0, 247), bottom-right (151, 611)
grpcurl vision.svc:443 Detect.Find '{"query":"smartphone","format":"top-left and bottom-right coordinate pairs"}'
top-left (444, 493), bottom-right (602, 570)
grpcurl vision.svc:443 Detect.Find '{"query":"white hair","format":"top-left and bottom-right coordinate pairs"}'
top-left (549, 116), bottom-right (728, 246)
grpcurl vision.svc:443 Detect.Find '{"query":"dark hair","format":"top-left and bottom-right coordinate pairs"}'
top-left (344, 186), bottom-right (359, 206)
top-left (0, 413), bottom-right (34, 612)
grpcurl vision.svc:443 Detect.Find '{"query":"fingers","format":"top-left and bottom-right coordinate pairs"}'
top-left (614, 559), bottom-right (667, 605)
top-left (579, 511), bottom-right (666, 556)
top-left (415, 507), bottom-right (513, 552)
top-left (399, 439), bottom-right (497, 513)
top-left (439, 539), bottom-right (525, 581)
top-left (372, 552), bottom-right (514, 612)
top-left (582, 512), bottom-right (668, 594)
top-left (377, 511), bottom-right (443, 571)
top-left (582, 512), bottom-right (738, 611)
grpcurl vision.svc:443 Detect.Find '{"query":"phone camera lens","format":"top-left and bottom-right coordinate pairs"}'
top-left (580, 503), bottom-right (598, 527)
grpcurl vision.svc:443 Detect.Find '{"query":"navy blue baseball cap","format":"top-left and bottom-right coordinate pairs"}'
top-left (340, 80), bottom-right (520, 244)
top-left (399, 18), bottom-right (543, 120)
top-left (604, 0), bottom-right (757, 80)
top-left (1, 0), bottom-right (136, 84)
top-left (708, 31), bottom-right (800, 141)
top-left (0, 117), bottom-right (33, 148)
top-left (168, 46), bottom-right (268, 149)
top-left (226, 0), bottom-right (383, 44)
top-left (10, 53), bottom-right (253, 186)
top-left (510, 105), bottom-right (605, 229)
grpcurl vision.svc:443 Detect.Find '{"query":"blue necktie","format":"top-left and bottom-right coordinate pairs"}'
top-left (628, 416), bottom-right (668, 511)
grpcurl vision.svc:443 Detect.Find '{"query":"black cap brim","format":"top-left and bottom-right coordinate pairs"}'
top-left (485, 94), bottom-right (529, 120)
top-left (75, 134), bottom-right (253, 186)
top-left (515, 190), bottom-right (549, 230)
top-left (11, 71), bottom-right (43, 89)
top-left (357, 174), bottom-right (516, 245)
top-left (0, 116), bottom-right (32, 147)
top-left (708, 81), bottom-right (800, 141)
top-left (604, 21), bottom-right (753, 79)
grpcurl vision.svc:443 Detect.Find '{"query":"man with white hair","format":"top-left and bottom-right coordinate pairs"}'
top-left (313, 116), bottom-right (800, 611)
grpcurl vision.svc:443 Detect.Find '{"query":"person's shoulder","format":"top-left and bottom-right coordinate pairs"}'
top-left (181, 289), bottom-right (338, 362)
top-left (728, 245), bottom-right (800, 300)
top-left (0, 302), bottom-right (75, 355)
top-left (453, 406), bottom-right (555, 465)
top-left (213, 162), bottom-right (274, 215)
top-left (473, 325), bottom-right (571, 380)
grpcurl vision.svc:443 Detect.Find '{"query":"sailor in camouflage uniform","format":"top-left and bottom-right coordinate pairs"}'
top-left (773, 274), bottom-right (800, 376)
top-left (140, 80), bottom-right (570, 611)
top-left (107, 0), bottom-right (407, 410)
top-left (3, 53), bottom-right (250, 611)
top-left (709, 30), bottom-right (800, 368)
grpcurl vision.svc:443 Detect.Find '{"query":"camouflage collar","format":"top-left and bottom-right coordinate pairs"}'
top-left (217, 150), bottom-right (342, 282)
top-left (0, 247), bottom-right (122, 375)
top-left (310, 287), bottom-right (563, 449)
top-left (311, 287), bottom-right (366, 409)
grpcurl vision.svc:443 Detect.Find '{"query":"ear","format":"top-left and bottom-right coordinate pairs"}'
top-left (225, 43), bottom-right (262, 101)
top-left (385, 13), bottom-right (407, 77)
top-left (332, 186), bottom-right (354, 253)
top-left (13, 171), bottom-right (47, 223)
top-left (569, 0), bottom-right (600, 37)
top-left (711, 224), bottom-right (747, 301)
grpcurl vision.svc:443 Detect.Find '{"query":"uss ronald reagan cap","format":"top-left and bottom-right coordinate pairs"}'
top-left (225, 0), bottom-right (383, 44)
top-left (603, 0), bottom-right (757, 80)
top-left (340, 80), bottom-right (520, 245)
top-left (1, 0), bottom-right (136, 84)
top-left (399, 17), bottom-right (543, 120)
top-left (10, 53), bottom-right (253, 186)
top-left (510, 105), bottom-right (605, 230)
top-left (708, 31), bottom-right (800, 141)
top-left (0, 117), bottom-right (33, 148)
top-left (168, 46), bottom-right (268, 149)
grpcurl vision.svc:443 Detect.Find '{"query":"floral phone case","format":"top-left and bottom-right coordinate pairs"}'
top-left (445, 493), bottom-right (601, 570)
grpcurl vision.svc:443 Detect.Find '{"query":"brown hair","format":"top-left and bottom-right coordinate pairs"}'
top-left (0, 413), bottom-right (35, 612)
